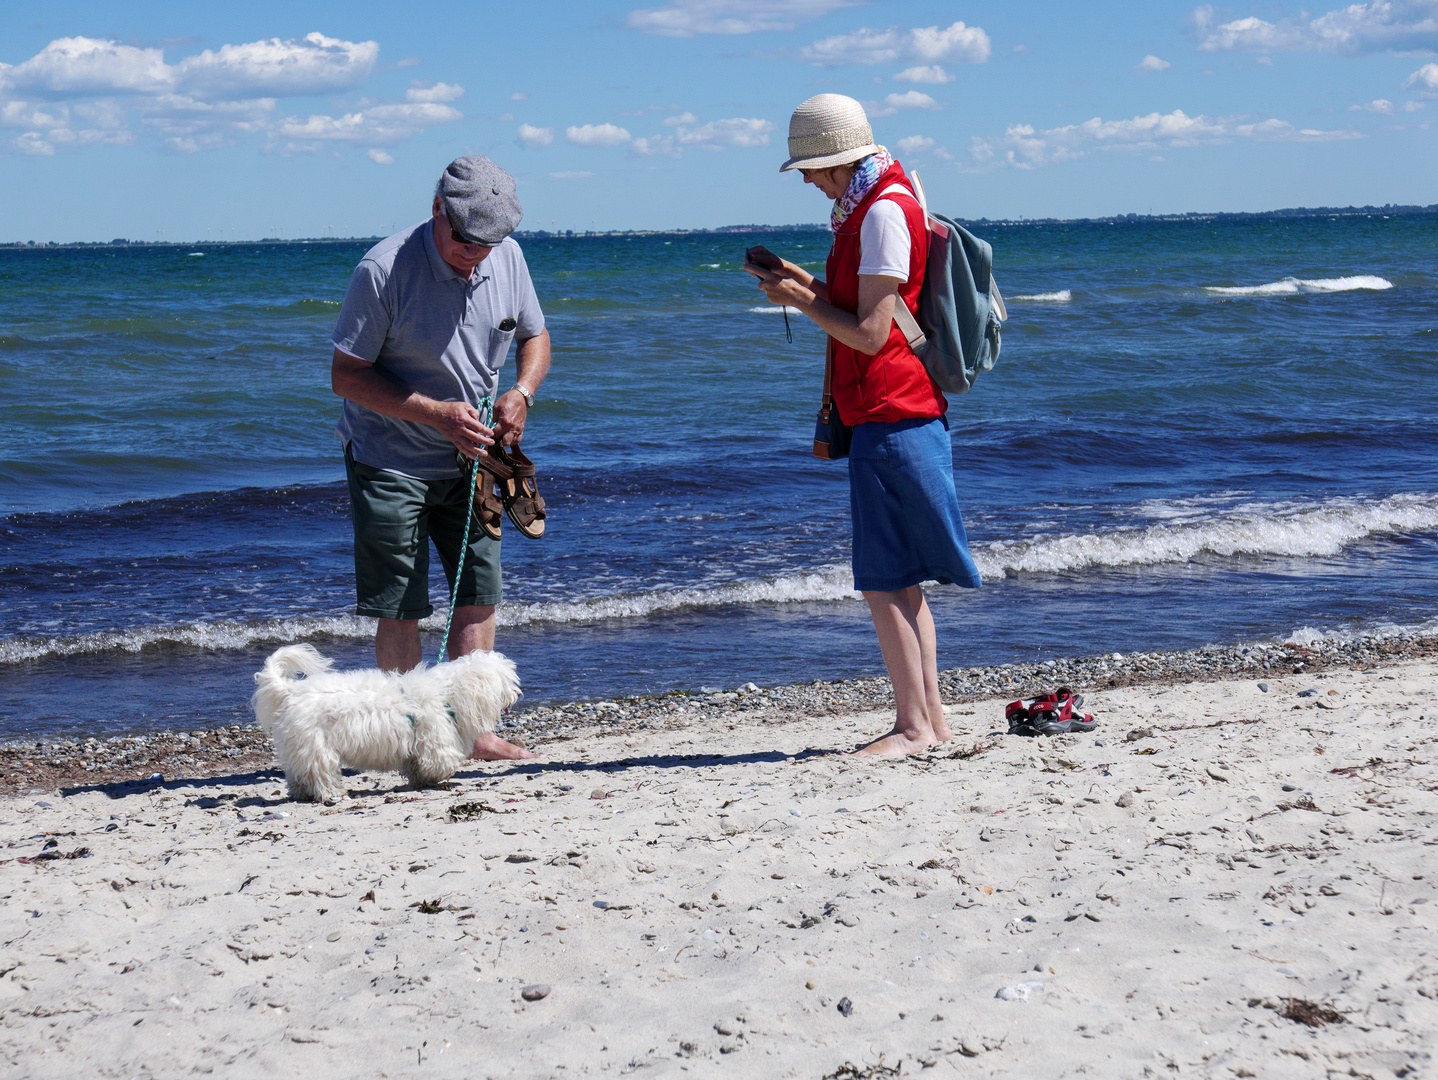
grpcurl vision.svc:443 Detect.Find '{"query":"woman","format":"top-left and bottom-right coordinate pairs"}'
top-left (748, 93), bottom-right (982, 757)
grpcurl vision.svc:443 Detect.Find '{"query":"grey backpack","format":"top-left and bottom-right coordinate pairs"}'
top-left (882, 172), bottom-right (1006, 395)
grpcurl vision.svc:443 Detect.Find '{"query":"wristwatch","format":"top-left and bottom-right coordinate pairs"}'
top-left (514, 385), bottom-right (535, 408)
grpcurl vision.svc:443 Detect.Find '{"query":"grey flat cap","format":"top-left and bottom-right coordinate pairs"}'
top-left (439, 156), bottom-right (522, 245)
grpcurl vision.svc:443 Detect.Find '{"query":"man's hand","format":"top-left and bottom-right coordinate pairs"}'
top-left (431, 400), bottom-right (496, 459)
top-left (491, 388), bottom-right (529, 447)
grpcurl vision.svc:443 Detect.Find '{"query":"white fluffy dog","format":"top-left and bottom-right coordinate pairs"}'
top-left (252, 644), bottom-right (521, 802)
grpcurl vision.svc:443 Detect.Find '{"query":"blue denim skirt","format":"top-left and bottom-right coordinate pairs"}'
top-left (848, 416), bottom-right (983, 593)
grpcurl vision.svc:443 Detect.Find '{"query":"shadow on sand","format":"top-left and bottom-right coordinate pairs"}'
top-left (56, 747), bottom-right (840, 804)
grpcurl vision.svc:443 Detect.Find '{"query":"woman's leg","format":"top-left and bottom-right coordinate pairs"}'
top-left (906, 585), bottom-right (951, 743)
top-left (856, 587), bottom-right (943, 756)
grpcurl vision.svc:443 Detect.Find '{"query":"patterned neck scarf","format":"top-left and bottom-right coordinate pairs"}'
top-left (829, 147), bottom-right (893, 234)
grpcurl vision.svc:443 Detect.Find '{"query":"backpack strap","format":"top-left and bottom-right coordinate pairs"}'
top-left (872, 183), bottom-right (927, 350)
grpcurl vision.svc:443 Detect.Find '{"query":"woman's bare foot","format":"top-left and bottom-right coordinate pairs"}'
top-left (850, 726), bottom-right (934, 757)
top-left (469, 732), bottom-right (540, 761)
top-left (931, 712), bottom-right (953, 742)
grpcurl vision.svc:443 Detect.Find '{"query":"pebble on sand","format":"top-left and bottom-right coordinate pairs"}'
top-left (521, 984), bottom-right (551, 1001)
top-left (996, 980), bottom-right (1044, 1002)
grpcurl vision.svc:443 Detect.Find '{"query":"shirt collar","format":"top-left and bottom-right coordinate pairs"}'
top-left (421, 217), bottom-right (468, 283)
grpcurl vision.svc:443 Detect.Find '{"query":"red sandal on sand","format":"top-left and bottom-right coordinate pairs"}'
top-left (1005, 687), bottom-right (1098, 737)
top-left (1029, 686), bottom-right (1098, 735)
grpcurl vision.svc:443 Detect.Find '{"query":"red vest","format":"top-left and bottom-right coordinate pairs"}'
top-left (826, 161), bottom-right (944, 425)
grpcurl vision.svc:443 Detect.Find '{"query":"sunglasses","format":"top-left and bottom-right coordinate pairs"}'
top-left (445, 211), bottom-right (487, 248)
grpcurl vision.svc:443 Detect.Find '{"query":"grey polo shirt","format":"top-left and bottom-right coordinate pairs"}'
top-left (332, 218), bottom-right (545, 479)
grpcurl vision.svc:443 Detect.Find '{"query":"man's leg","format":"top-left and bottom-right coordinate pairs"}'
top-left (447, 604), bottom-right (496, 657)
top-left (855, 588), bottom-right (940, 757)
top-left (347, 447), bottom-right (435, 673)
top-left (376, 618), bottom-right (423, 672)
top-left (440, 603), bottom-right (537, 760)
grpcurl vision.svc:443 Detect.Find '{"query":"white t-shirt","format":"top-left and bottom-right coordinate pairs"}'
top-left (857, 199), bottom-right (912, 279)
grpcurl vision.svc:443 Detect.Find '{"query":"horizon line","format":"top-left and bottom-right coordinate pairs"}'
top-left (4, 202), bottom-right (1435, 248)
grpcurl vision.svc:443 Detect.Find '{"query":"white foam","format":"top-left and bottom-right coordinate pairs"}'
top-left (0, 615), bottom-right (380, 664)
top-left (1286, 615), bottom-right (1438, 648)
top-left (974, 492), bottom-right (1438, 576)
top-left (498, 564), bottom-right (858, 627)
top-left (8, 493), bottom-right (1436, 663)
top-left (1008, 290), bottom-right (1071, 302)
top-left (0, 565), bottom-right (862, 664)
top-left (1205, 275), bottom-right (1392, 297)
top-left (748, 306), bottom-right (801, 314)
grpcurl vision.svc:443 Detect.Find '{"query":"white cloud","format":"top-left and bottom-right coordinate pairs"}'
top-left (677, 116), bottom-right (774, 148)
top-left (867, 90), bottom-right (942, 117)
top-left (1137, 54), bottom-right (1171, 72)
top-left (396, 56), bottom-right (421, 69)
top-left (0, 100), bottom-right (66, 129)
top-left (802, 19), bottom-right (990, 66)
top-left (1193, 1), bottom-right (1438, 55)
top-left (549, 170), bottom-right (594, 179)
top-left (405, 81), bottom-right (463, 103)
top-left (141, 94), bottom-right (276, 149)
top-left (896, 134), bottom-right (935, 153)
top-left (7, 114), bottom-right (135, 156)
top-left (517, 123), bottom-right (554, 147)
top-left (1, 37), bottom-right (172, 95)
top-left (631, 115), bottom-right (775, 156)
top-left (894, 65), bottom-right (953, 84)
top-left (174, 33), bottom-right (377, 98)
top-left (631, 134), bottom-right (678, 157)
top-left (0, 32), bottom-right (459, 158)
top-left (566, 122), bottom-right (633, 146)
top-left (969, 108), bottom-right (1362, 169)
top-left (276, 102), bottom-right (461, 146)
top-left (367, 148), bottom-right (394, 164)
top-left (886, 90), bottom-right (940, 110)
top-left (1406, 61), bottom-right (1438, 93)
top-left (509, 92), bottom-right (527, 101)
top-left (1350, 98), bottom-right (1395, 112)
top-left (627, 0), bottom-right (853, 37)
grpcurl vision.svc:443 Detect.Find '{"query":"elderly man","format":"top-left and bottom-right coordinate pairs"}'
top-left (330, 156), bottom-right (549, 761)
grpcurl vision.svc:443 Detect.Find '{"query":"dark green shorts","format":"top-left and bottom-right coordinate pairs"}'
top-left (344, 446), bottom-right (502, 620)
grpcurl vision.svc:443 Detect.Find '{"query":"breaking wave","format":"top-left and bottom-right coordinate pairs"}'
top-left (5, 493), bottom-right (1435, 664)
top-left (1008, 290), bottom-right (1072, 302)
top-left (976, 492), bottom-right (1438, 575)
top-left (1205, 275), bottom-right (1392, 297)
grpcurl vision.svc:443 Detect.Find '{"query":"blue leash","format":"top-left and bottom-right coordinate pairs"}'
top-left (436, 396), bottom-right (493, 663)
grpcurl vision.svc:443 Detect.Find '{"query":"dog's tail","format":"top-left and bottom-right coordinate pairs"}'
top-left (251, 644), bottom-right (333, 732)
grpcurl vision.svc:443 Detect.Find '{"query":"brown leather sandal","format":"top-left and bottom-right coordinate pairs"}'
top-left (462, 451), bottom-right (510, 541)
top-left (491, 443), bottom-right (546, 539)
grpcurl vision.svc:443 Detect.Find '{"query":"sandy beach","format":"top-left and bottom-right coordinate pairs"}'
top-left (2, 641), bottom-right (1435, 1079)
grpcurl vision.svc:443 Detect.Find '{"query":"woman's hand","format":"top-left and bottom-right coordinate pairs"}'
top-left (756, 273), bottom-right (816, 311)
top-left (744, 244), bottom-right (785, 274)
top-left (745, 244), bottom-right (830, 304)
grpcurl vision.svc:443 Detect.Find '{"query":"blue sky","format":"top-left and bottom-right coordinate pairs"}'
top-left (3, 1), bottom-right (1435, 241)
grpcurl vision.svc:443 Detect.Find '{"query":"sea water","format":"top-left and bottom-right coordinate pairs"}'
top-left (2, 212), bottom-right (1436, 740)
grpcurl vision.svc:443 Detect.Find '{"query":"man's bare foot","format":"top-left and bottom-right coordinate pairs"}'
top-left (931, 714), bottom-right (954, 742)
top-left (469, 732), bottom-right (540, 761)
top-left (849, 727), bottom-right (934, 757)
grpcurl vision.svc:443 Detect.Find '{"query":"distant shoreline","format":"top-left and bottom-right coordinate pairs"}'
top-left (5, 202), bottom-right (1436, 249)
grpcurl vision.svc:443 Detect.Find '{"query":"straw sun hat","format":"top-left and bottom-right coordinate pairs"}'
top-left (779, 93), bottom-right (879, 172)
